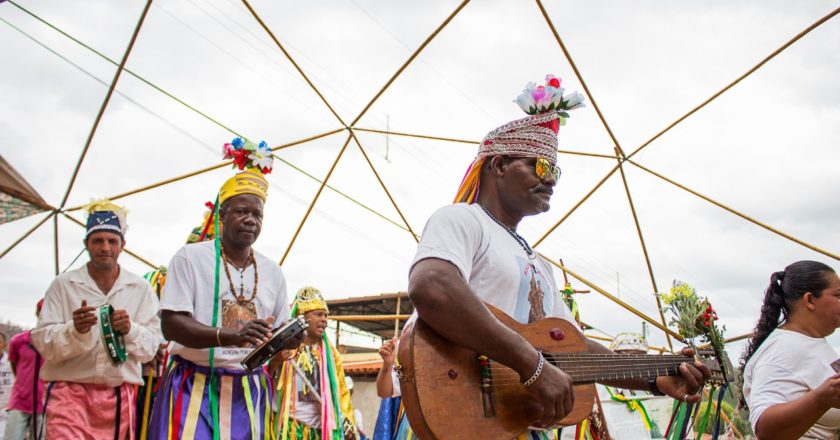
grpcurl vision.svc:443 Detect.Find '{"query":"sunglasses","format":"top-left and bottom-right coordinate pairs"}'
top-left (535, 157), bottom-right (561, 181)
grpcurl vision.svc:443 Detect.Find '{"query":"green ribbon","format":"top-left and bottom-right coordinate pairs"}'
top-left (208, 195), bottom-right (222, 440)
top-left (98, 304), bottom-right (127, 366)
top-left (695, 386), bottom-right (717, 435)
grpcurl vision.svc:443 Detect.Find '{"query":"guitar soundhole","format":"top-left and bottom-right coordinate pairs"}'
top-left (448, 369), bottom-right (458, 379)
top-left (550, 328), bottom-right (565, 340)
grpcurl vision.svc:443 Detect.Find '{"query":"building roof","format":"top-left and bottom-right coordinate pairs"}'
top-left (327, 291), bottom-right (413, 339)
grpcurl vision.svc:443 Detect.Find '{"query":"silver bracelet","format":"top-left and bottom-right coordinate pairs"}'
top-left (522, 352), bottom-right (544, 387)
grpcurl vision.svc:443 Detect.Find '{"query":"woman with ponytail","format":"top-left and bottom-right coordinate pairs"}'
top-left (741, 260), bottom-right (840, 439)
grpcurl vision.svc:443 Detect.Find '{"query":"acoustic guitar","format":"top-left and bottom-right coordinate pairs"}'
top-left (396, 304), bottom-right (725, 440)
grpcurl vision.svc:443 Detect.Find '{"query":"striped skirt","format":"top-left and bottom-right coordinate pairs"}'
top-left (147, 356), bottom-right (273, 440)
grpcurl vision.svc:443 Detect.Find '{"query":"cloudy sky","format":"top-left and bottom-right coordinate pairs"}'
top-left (2, 0), bottom-right (839, 362)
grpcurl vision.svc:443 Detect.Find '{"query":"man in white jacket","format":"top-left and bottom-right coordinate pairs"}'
top-left (32, 201), bottom-right (162, 440)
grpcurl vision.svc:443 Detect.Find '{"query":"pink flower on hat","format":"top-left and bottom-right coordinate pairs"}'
top-left (514, 74), bottom-right (584, 116)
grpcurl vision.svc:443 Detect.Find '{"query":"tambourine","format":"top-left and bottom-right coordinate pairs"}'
top-left (98, 304), bottom-right (127, 366)
top-left (241, 316), bottom-right (308, 370)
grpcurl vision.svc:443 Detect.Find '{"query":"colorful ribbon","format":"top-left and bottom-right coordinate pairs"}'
top-left (604, 387), bottom-right (652, 430)
top-left (209, 195), bottom-right (221, 440)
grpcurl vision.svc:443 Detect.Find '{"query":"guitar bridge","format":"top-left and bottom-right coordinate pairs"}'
top-left (478, 356), bottom-right (496, 418)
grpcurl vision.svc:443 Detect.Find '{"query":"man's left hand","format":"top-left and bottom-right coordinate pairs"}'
top-left (111, 309), bottom-right (131, 334)
top-left (655, 347), bottom-right (711, 403)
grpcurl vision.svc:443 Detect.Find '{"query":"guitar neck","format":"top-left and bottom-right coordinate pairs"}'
top-left (545, 353), bottom-right (692, 384)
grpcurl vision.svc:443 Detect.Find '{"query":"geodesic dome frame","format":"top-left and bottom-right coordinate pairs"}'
top-left (2, 0), bottom-right (839, 352)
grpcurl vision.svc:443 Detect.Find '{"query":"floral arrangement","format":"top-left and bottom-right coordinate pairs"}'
top-left (223, 137), bottom-right (274, 174)
top-left (514, 74), bottom-right (586, 119)
top-left (659, 280), bottom-right (726, 354)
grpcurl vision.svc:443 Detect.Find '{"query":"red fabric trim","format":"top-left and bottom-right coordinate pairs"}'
top-left (170, 366), bottom-right (192, 440)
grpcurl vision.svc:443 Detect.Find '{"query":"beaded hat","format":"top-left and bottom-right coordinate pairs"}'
top-left (293, 286), bottom-right (329, 316)
top-left (82, 199), bottom-right (128, 240)
top-left (218, 168), bottom-right (269, 205)
top-left (454, 74), bottom-right (584, 203)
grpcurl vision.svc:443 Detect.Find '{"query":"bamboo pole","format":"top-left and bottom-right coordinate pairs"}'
top-left (353, 127), bottom-right (477, 145)
top-left (240, 0), bottom-right (346, 127)
top-left (350, 130), bottom-right (419, 243)
top-left (699, 332), bottom-right (754, 349)
top-left (533, 163), bottom-right (621, 248)
top-left (280, 133), bottom-right (353, 265)
top-left (64, 128), bottom-right (344, 212)
top-left (53, 214), bottom-right (59, 275)
top-left (7, 0), bottom-right (245, 139)
top-left (626, 5), bottom-right (840, 160)
top-left (616, 164), bottom-right (673, 351)
top-left (61, 213), bottom-right (156, 269)
top-left (393, 295), bottom-right (402, 337)
top-left (331, 314), bottom-right (411, 322)
top-left (535, 0), bottom-right (626, 159)
top-left (353, 127), bottom-right (619, 159)
top-left (351, 0), bottom-right (471, 126)
top-left (628, 159), bottom-right (840, 261)
top-left (540, 253), bottom-right (684, 341)
top-left (0, 211), bottom-right (55, 260)
top-left (59, 0), bottom-right (154, 208)
top-left (725, 333), bottom-right (753, 344)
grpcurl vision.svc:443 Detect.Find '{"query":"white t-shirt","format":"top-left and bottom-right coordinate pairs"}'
top-left (0, 353), bottom-right (13, 428)
top-left (161, 241), bottom-right (291, 369)
top-left (411, 203), bottom-right (577, 325)
top-left (743, 328), bottom-right (840, 439)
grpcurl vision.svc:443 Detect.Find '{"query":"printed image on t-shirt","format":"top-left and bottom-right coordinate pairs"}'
top-left (512, 256), bottom-right (555, 324)
top-left (222, 299), bottom-right (258, 332)
top-left (221, 289), bottom-right (260, 356)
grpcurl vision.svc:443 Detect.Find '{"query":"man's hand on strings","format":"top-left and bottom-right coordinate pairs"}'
top-left (655, 347), bottom-right (711, 403)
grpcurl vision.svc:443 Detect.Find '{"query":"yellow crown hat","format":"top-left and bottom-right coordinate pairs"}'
top-left (293, 286), bottom-right (329, 316)
top-left (218, 168), bottom-right (268, 205)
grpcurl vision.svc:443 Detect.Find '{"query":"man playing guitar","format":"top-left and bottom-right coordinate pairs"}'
top-left (407, 76), bottom-right (711, 435)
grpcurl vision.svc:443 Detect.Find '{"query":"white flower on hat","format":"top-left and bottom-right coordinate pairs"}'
top-left (514, 90), bottom-right (537, 114)
top-left (563, 91), bottom-right (586, 110)
top-left (251, 141), bottom-right (274, 173)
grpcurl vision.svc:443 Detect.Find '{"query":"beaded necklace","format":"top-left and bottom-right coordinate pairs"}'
top-left (219, 244), bottom-right (259, 304)
top-left (479, 204), bottom-right (536, 261)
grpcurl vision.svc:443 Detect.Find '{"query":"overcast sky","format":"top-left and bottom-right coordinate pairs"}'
top-left (2, 0), bottom-right (839, 362)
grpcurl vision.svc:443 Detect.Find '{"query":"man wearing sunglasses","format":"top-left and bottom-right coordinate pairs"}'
top-left (408, 77), bottom-right (710, 435)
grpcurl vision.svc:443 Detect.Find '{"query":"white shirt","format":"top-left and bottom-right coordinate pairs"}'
top-left (161, 241), bottom-right (291, 369)
top-left (411, 203), bottom-right (577, 325)
top-left (0, 353), bottom-right (13, 425)
top-left (32, 265), bottom-right (163, 387)
top-left (744, 328), bottom-right (840, 439)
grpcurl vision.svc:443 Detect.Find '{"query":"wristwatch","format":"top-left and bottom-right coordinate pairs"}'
top-left (647, 377), bottom-right (664, 396)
